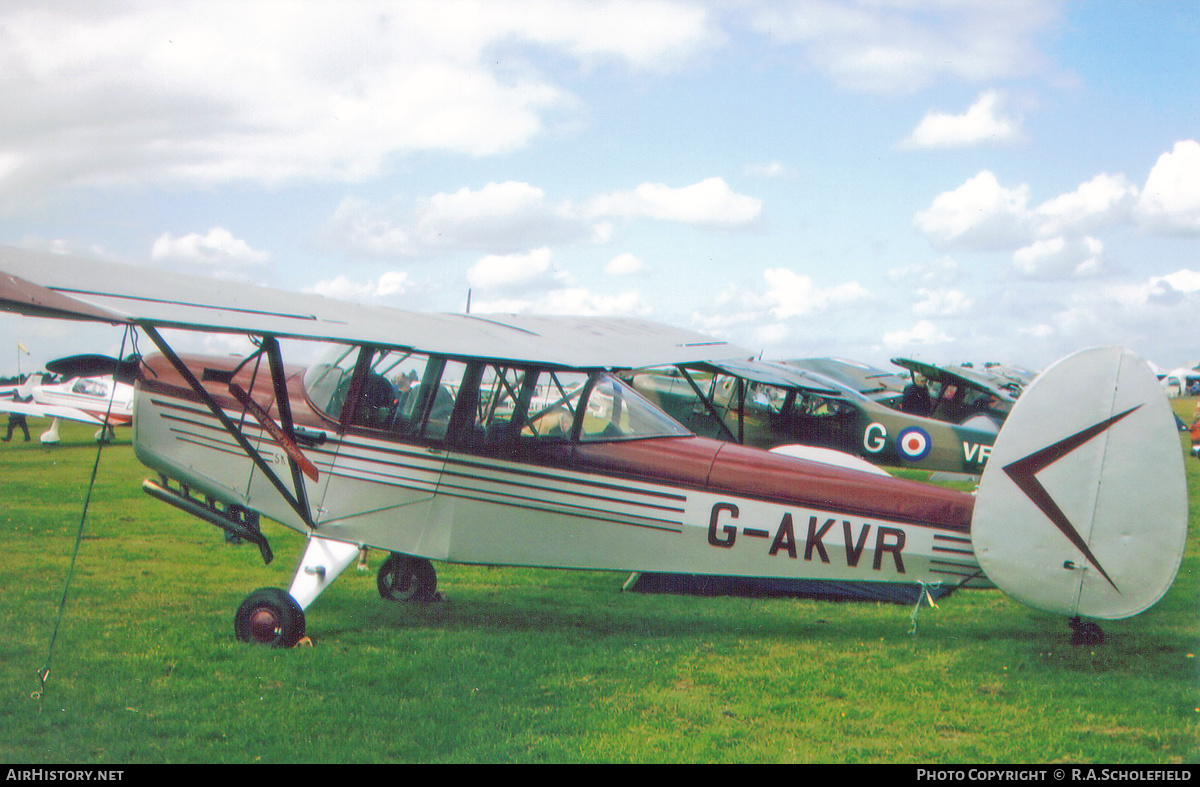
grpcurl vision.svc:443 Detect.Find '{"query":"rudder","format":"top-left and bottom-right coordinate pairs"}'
top-left (972, 347), bottom-right (1187, 620)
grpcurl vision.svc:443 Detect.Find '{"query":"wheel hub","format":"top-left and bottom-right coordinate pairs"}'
top-left (247, 607), bottom-right (281, 642)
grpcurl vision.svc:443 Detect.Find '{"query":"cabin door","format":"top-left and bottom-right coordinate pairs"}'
top-left (311, 351), bottom-right (466, 555)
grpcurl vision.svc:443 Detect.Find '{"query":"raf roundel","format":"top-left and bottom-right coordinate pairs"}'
top-left (897, 426), bottom-right (932, 461)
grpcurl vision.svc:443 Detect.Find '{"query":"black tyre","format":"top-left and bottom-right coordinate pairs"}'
top-left (234, 587), bottom-right (306, 647)
top-left (1069, 617), bottom-right (1105, 646)
top-left (377, 553), bottom-right (438, 602)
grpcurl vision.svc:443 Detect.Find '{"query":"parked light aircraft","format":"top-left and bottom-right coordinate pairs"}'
top-left (888, 357), bottom-right (1023, 432)
top-left (0, 354), bottom-right (138, 442)
top-left (0, 246), bottom-right (1188, 647)
top-left (627, 357), bottom-right (1002, 476)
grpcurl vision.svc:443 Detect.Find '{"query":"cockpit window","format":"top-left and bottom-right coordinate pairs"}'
top-left (305, 347), bottom-right (690, 446)
top-left (71, 378), bottom-right (111, 398)
top-left (303, 344), bottom-right (359, 420)
top-left (579, 374), bottom-right (691, 442)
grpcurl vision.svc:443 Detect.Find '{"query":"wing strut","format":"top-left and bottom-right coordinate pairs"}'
top-left (676, 365), bottom-right (739, 442)
top-left (141, 326), bottom-right (316, 531)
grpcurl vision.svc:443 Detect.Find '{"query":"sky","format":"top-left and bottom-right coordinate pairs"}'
top-left (0, 0), bottom-right (1197, 377)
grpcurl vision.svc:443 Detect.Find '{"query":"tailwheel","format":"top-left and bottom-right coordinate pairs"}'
top-left (234, 587), bottom-right (306, 647)
top-left (1068, 616), bottom-right (1104, 647)
top-left (377, 553), bottom-right (438, 602)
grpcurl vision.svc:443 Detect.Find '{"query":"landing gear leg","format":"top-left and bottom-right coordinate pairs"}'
top-left (233, 535), bottom-right (362, 647)
top-left (1069, 616), bottom-right (1104, 646)
top-left (377, 553), bottom-right (438, 602)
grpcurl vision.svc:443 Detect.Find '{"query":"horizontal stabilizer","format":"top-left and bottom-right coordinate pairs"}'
top-left (972, 347), bottom-right (1187, 619)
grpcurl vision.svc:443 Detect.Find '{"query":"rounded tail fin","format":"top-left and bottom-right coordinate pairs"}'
top-left (972, 347), bottom-right (1187, 620)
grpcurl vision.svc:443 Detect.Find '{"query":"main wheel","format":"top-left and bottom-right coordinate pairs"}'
top-left (234, 587), bottom-right (306, 647)
top-left (377, 553), bottom-right (438, 602)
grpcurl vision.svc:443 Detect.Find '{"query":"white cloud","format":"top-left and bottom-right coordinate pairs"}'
top-left (305, 271), bottom-right (411, 303)
top-left (690, 268), bottom-right (872, 342)
top-left (323, 177), bottom-right (757, 260)
top-left (748, 0), bottom-right (1059, 93)
top-left (150, 227), bottom-right (270, 267)
top-left (762, 268), bottom-right (871, 319)
top-left (1146, 268), bottom-right (1200, 305)
top-left (1033, 173), bottom-right (1139, 237)
top-left (900, 90), bottom-right (1023, 149)
top-left (1137, 140), bottom-right (1200, 234)
top-left (742, 161), bottom-right (791, 178)
top-left (1154, 269), bottom-right (1200, 294)
top-left (913, 171), bottom-right (1032, 250)
top-left (916, 142), bottom-right (1200, 254)
top-left (467, 247), bottom-right (566, 292)
top-left (1011, 236), bottom-right (1105, 279)
top-left (604, 253), bottom-right (645, 275)
top-left (912, 288), bottom-right (973, 317)
top-left (0, 1), bottom-right (720, 196)
top-left (587, 177), bottom-right (762, 227)
top-left (882, 319), bottom-right (952, 348)
top-left (322, 198), bottom-right (416, 258)
top-left (887, 256), bottom-right (961, 285)
top-left (415, 181), bottom-right (599, 251)
top-left (323, 183), bottom-right (603, 258)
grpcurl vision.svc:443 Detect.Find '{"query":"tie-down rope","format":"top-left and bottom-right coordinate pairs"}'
top-left (32, 326), bottom-right (135, 703)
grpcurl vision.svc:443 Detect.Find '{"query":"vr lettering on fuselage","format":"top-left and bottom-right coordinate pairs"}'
top-left (707, 503), bottom-right (906, 572)
top-left (963, 442), bottom-right (992, 464)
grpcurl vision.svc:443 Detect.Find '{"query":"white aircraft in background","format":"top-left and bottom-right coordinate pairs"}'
top-left (0, 354), bottom-right (137, 442)
top-left (0, 245), bottom-right (1187, 649)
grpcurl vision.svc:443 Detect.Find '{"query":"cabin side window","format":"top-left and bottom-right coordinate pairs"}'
top-left (522, 370), bottom-right (589, 440)
top-left (303, 344), bottom-right (464, 441)
top-left (469, 364), bottom-right (532, 445)
top-left (349, 349), bottom-right (442, 434)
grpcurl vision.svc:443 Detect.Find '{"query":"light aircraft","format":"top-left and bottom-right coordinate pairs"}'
top-left (888, 356), bottom-right (1023, 432)
top-left (626, 357), bottom-right (1002, 476)
top-left (0, 354), bottom-right (138, 443)
top-left (0, 246), bottom-right (1188, 647)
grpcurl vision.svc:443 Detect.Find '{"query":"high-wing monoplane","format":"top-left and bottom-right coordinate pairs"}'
top-left (0, 354), bottom-right (138, 442)
top-left (889, 356), bottom-right (1023, 432)
top-left (627, 357), bottom-right (1001, 475)
top-left (0, 246), bottom-right (1187, 647)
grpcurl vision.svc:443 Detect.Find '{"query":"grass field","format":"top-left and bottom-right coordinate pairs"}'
top-left (0, 412), bottom-right (1197, 764)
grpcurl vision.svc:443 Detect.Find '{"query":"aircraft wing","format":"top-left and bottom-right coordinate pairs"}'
top-left (698, 358), bottom-right (849, 398)
top-left (785, 357), bottom-right (908, 398)
top-left (45, 354), bottom-right (141, 384)
top-left (0, 397), bottom-right (111, 425)
top-left (0, 246), bottom-right (749, 369)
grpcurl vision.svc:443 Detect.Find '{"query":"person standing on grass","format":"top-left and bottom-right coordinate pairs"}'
top-left (2, 374), bottom-right (32, 442)
top-left (2, 412), bottom-right (29, 442)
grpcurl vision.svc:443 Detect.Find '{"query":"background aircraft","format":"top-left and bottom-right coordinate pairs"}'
top-left (888, 357), bottom-right (1023, 432)
top-left (0, 354), bottom-right (138, 442)
top-left (0, 246), bottom-right (1187, 649)
top-left (626, 357), bottom-right (1003, 476)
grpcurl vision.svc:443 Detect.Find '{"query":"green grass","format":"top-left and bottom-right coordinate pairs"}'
top-left (1, 417), bottom-right (1197, 763)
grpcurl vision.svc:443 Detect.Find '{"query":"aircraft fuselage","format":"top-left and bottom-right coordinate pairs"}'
top-left (132, 348), bottom-right (990, 597)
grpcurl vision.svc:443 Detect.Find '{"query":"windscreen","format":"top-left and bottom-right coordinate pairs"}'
top-left (579, 374), bottom-right (691, 442)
